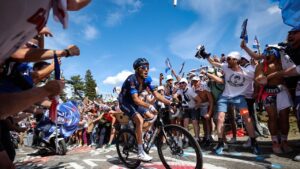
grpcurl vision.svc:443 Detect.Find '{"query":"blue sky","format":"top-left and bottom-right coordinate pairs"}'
top-left (45, 0), bottom-right (290, 97)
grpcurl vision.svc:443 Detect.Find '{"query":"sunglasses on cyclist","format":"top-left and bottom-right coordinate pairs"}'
top-left (139, 65), bottom-right (149, 70)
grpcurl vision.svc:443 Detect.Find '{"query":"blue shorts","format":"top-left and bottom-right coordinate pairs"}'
top-left (119, 102), bottom-right (148, 119)
top-left (217, 95), bottom-right (248, 113)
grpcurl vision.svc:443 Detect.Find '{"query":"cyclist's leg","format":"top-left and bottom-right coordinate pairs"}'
top-left (120, 103), bottom-right (152, 161)
top-left (132, 114), bottom-right (144, 146)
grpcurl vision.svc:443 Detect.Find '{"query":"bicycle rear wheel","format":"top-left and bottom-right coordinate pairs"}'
top-left (157, 124), bottom-right (203, 169)
top-left (116, 129), bottom-right (141, 169)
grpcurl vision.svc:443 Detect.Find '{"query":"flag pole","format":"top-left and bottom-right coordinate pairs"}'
top-left (53, 51), bottom-right (61, 154)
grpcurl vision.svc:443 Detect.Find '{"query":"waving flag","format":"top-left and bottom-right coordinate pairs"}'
top-left (173, 0), bottom-right (177, 6)
top-left (52, 0), bottom-right (69, 29)
top-left (273, 0), bottom-right (300, 29)
top-left (178, 62), bottom-right (185, 74)
top-left (240, 19), bottom-right (248, 43)
top-left (190, 68), bottom-right (201, 73)
top-left (165, 58), bottom-right (172, 73)
top-left (49, 52), bottom-right (61, 122)
top-left (253, 36), bottom-right (260, 49)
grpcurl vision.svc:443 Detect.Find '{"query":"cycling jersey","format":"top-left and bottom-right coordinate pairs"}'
top-left (118, 74), bottom-right (156, 118)
top-left (118, 74), bottom-right (155, 104)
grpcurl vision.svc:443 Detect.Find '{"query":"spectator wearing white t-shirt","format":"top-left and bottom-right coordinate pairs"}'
top-left (239, 55), bottom-right (264, 146)
top-left (173, 78), bottom-right (202, 142)
top-left (207, 51), bottom-right (260, 155)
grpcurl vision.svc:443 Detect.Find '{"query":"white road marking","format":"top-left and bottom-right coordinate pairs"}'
top-left (83, 159), bottom-right (107, 167)
top-left (177, 152), bottom-right (260, 166)
top-left (67, 162), bottom-right (85, 169)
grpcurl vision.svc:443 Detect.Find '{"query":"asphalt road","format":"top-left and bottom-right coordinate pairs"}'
top-left (14, 139), bottom-right (300, 169)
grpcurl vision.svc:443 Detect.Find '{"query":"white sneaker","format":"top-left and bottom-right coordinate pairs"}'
top-left (294, 154), bottom-right (300, 161)
top-left (211, 133), bottom-right (218, 141)
top-left (138, 152), bottom-right (153, 162)
top-left (243, 138), bottom-right (251, 148)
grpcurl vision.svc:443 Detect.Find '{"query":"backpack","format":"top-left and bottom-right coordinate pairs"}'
top-left (207, 68), bottom-right (225, 102)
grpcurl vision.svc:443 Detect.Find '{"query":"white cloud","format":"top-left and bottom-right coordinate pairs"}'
top-left (105, 0), bottom-right (142, 27)
top-left (267, 5), bottom-right (281, 15)
top-left (103, 70), bottom-right (133, 85)
top-left (69, 14), bottom-right (92, 25)
top-left (152, 77), bottom-right (159, 84)
top-left (45, 31), bottom-right (72, 49)
top-left (111, 0), bottom-right (142, 13)
top-left (169, 0), bottom-right (289, 60)
top-left (149, 67), bottom-right (157, 72)
top-left (105, 11), bottom-right (123, 27)
top-left (83, 25), bottom-right (99, 40)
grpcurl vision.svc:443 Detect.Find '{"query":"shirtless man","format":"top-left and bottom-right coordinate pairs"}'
top-left (191, 76), bottom-right (214, 147)
top-left (242, 40), bottom-right (294, 154)
top-left (256, 49), bottom-right (293, 153)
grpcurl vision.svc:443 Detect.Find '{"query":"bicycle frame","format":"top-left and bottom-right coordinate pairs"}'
top-left (143, 108), bottom-right (175, 153)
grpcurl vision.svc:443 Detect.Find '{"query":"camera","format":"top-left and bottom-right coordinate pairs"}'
top-left (195, 45), bottom-right (211, 59)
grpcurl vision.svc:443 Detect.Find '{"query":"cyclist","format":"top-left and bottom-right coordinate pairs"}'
top-left (118, 58), bottom-right (172, 162)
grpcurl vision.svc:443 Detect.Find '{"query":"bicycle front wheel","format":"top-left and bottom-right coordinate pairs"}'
top-left (157, 125), bottom-right (203, 169)
top-left (116, 129), bottom-right (141, 169)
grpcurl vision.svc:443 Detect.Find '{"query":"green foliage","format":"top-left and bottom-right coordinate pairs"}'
top-left (84, 69), bottom-right (97, 100)
top-left (69, 75), bottom-right (85, 100)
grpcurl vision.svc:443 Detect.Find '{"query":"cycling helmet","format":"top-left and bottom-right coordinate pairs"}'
top-left (133, 58), bottom-right (149, 70)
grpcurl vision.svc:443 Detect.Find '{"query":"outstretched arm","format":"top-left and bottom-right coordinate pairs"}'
top-left (11, 45), bottom-right (80, 62)
top-left (153, 90), bottom-right (171, 105)
top-left (240, 39), bottom-right (262, 60)
top-left (0, 80), bottom-right (64, 119)
top-left (207, 56), bottom-right (222, 68)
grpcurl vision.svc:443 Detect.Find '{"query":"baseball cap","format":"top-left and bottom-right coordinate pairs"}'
top-left (187, 72), bottom-right (196, 78)
top-left (166, 75), bottom-right (173, 81)
top-left (241, 54), bottom-right (251, 62)
top-left (227, 51), bottom-right (241, 60)
top-left (179, 78), bottom-right (188, 84)
top-left (191, 76), bottom-right (200, 81)
top-left (157, 86), bottom-right (165, 91)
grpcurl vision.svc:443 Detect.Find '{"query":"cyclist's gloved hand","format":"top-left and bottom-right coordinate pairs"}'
top-left (149, 105), bottom-right (157, 113)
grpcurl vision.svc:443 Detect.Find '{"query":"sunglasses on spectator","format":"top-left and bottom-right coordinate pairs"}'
top-left (262, 49), bottom-right (280, 59)
top-left (262, 49), bottom-right (275, 57)
top-left (227, 57), bottom-right (237, 61)
top-left (139, 65), bottom-right (149, 70)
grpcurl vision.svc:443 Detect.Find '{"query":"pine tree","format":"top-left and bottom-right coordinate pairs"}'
top-left (69, 75), bottom-right (85, 100)
top-left (84, 69), bottom-right (97, 100)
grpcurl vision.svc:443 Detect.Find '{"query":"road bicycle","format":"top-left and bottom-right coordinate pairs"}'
top-left (116, 106), bottom-right (203, 169)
